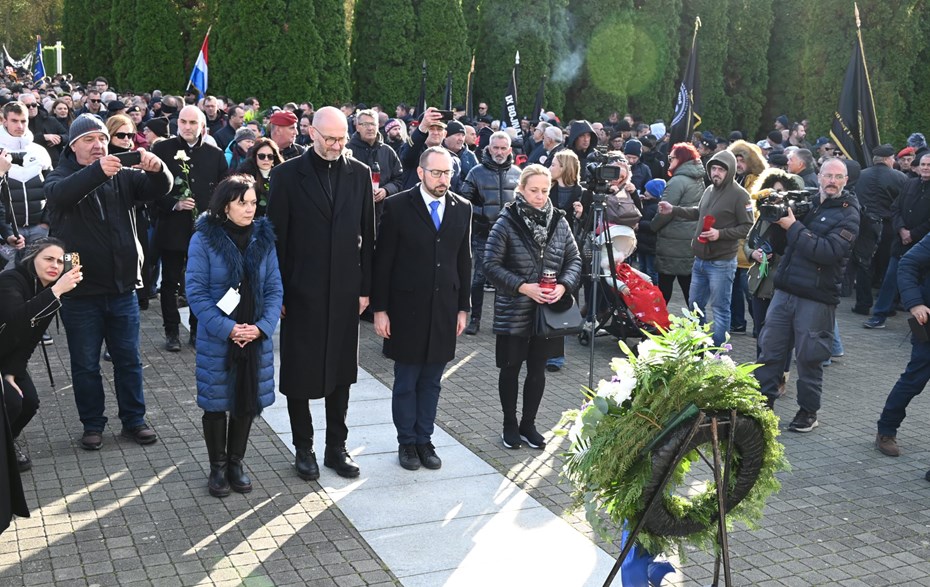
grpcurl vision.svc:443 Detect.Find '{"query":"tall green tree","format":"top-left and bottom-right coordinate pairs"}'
top-left (315, 0), bottom-right (352, 106)
top-left (62, 0), bottom-right (114, 82)
top-left (475, 0), bottom-right (552, 121)
top-left (722, 0), bottom-right (773, 139)
top-left (267, 9), bottom-right (323, 105)
top-left (412, 0), bottom-right (470, 109)
top-left (908, 0), bottom-right (930, 141)
top-left (545, 0), bottom-right (570, 117)
top-left (563, 0), bottom-right (636, 121)
top-left (62, 0), bottom-right (90, 79)
top-left (351, 0), bottom-right (417, 107)
top-left (462, 0), bottom-right (481, 54)
top-left (679, 0), bottom-right (730, 134)
top-left (126, 0), bottom-right (186, 93)
top-left (627, 0), bottom-right (683, 124)
top-left (763, 0), bottom-right (814, 131)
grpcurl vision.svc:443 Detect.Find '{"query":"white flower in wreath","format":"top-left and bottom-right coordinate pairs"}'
top-left (596, 377), bottom-right (635, 405)
top-left (568, 411), bottom-right (586, 444)
top-left (174, 150), bottom-right (190, 162)
top-left (610, 357), bottom-right (635, 378)
top-left (636, 338), bottom-right (665, 364)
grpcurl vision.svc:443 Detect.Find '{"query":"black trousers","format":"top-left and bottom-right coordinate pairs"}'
top-left (659, 273), bottom-right (691, 307)
top-left (160, 251), bottom-right (196, 332)
top-left (2, 373), bottom-right (39, 439)
top-left (498, 337), bottom-right (549, 428)
top-left (286, 385), bottom-right (350, 450)
top-left (852, 215), bottom-right (883, 310)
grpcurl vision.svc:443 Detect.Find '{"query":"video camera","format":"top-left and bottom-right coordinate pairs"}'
top-left (583, 147), bottom-right (624, 201)
top-left (757, 190), bottom-right (813, 224)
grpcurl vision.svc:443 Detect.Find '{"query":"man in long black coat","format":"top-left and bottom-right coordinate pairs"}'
top-left (371, 147), bottom-right (471, 471)
top-left (151, 106), bottom-right (227, 351)
top-left (267, 106), bottom-right (375, 481)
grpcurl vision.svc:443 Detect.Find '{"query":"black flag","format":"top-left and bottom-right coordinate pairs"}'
top-left (501, 51), bottom-right (521, 141)
top-left (465, 55), bottom-right (475, 121)
top-left (531, 75), bottom-right (547, 122)
top-left (830, 4), bottom-right (880, 168)
top-left (443, 70), bottom-right (453, 111)
top-left (669, 17), bottom-right (702, 145)
top-left (415, 61), bottom-right (427, 117)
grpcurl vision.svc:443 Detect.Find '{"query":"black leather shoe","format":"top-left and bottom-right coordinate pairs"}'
top-left (464, 318), bottom-right (480, 335)
top-left (398, 444), bottom-right (420, 470)
top-left (166, 334), bottom-right (181, 352)
top-left (415, 443), bottom-right (442, 469)
top-left (295, 448), bottom-right (320, 481)
top-left (324, 446), bottom-right (360, 478)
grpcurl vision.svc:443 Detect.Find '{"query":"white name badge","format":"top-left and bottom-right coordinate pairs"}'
top-left (216, 287), bottom-right (241, 315)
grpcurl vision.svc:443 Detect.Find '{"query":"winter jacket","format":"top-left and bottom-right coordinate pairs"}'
top-left (151, 136), bottom-right (228, 252)
top-left (651, 160), bottom-right (705, 275)
top-left (0, 264), bottom-right (60, 378)
top-left (629, 161), bottom-right (653, 193)
top-left (45, 146), bottom-right (173, 296)
top-left (728, 140), bottom-right (767, 192)
top-left (891, 177), bottom-right (930, 257)
top-left (668, 150), bottom-right (754, 261)
top-left (484, 203), bottom-right (582, 336)
top-left (636, 195), bottom-right (659, 255)
top-left (27, 109), bottom-right (68, 167)
top-left (897, 232), bottom-right (930, 313)
top-left (449, 145), bottom-right (478, 181)
top-left (0, 127), bottom-right (52, 229)
top-left (347, 133), bottom-right (404, 197)
top-left (773, 189), bottom-right (860, 305)
top-left (460, 151), bottom-right (521, 237)
top-left (856, 163), bottom-right (907, 221)
top-left (566, 121), bottom-right (598, 181)
top-left (186, 215), bottom-right (283, 412)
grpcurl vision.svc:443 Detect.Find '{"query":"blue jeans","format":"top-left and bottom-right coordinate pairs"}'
top-left (689, 257), bottom-right (737, 346)
top-left (831, 320), bottom-right (844, 355)
top-left (730, 267), bottom-right (751, 329)
top-left (637, 252), bottom-right (658, 285)
top-left (470, 235), bottom-right (488, 320)
top-left (392, 362), bottom-right (446, 445)
top-left (872, 255), bottom-right (900, 318)
top-left (60, 292), bottom-right (147, 432)
top-left (877, 338), bottom-right (930, 436)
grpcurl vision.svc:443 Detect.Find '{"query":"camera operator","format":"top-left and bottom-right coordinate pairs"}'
top-left (0, 101), bottom-right (53, 268)
top-left (753, 158), bottom-right (860, 433)
top-left (0, 150), bottom-right (22, 254)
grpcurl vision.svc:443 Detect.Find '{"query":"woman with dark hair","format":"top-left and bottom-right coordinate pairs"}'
top-left (484, 164), bottom-right (582, 449)
top-left (650, 142), bottom-right (706, 306)
top-left (0, 238), bottom-right (83, 471)
top-left (50, 99), bottom-right (75, 129)
top-left (235, 138), bottom-right (283, 217)
top-left (185, 175), bottom-right (282, 497)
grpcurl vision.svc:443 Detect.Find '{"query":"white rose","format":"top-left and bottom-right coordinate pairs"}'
top-left (174, 150), bottom-right (190, 162)
top-left (596, 378), bottom-right (635, 405)
top-left (636, 339), bottom-right (665, 363)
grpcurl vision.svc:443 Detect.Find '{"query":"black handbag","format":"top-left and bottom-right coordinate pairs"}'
top-left (535, 294), bottom-right (584, 338)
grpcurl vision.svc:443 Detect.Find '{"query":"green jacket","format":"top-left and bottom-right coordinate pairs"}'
top-left (652, 160), bottom-right (705, 275)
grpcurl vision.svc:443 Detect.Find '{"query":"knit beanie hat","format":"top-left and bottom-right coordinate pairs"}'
top-left (234, 127), bottom-right (257, 143)
top-left (908, 133), bottom-right (928, 150)
top-left (645, 178), bottom-right (666, 198)
top-left (69, 114), bottom-right (109, 146)
top-left (623, 139), bottom-right (642, 157)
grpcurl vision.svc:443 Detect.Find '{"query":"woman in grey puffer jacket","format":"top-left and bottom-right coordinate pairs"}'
top-left (484, 164), bottom-right (582, 451)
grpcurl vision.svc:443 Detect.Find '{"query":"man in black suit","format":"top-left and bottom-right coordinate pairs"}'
top-left (267, 106), bottom-right (376, 481)
top-left (371, 147), bottom-right (472, 470)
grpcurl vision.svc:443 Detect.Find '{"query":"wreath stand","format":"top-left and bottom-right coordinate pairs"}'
top-left (603, 406), bottom-right (747, 587)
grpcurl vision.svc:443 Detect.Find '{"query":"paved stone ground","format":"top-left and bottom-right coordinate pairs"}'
top-left (4, 286), bottom-right (930, 586)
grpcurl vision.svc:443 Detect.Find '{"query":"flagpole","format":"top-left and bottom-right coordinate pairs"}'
top-left (465, 55), bottom-right (475, 120)
top-left (186, 26), bottom-right (212, 93)
top-left (854, 2), bottom-right (880, 144)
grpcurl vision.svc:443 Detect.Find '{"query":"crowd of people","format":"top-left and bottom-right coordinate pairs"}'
top-left (2, 68), bottom-right (930, 535)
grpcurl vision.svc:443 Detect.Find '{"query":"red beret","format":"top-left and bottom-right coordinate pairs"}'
top-left (898, 146), bottom-right (916, 158)
top-left (269, 111), bottom-right (298, 126)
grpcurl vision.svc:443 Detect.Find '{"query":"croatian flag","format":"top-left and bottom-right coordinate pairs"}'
top-left (188, 30), bottom-right (209, 98)
top-left (33, 36), bottom-right (45, 82)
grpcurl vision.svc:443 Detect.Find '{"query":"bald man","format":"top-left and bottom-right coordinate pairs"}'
top-left (151, 105), bottom-right (228, 351)
top-left (267, 106), bottom-right (376, 481)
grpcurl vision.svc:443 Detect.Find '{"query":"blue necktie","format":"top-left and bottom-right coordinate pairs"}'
top-left (429, 200), bottom-right (441, 231)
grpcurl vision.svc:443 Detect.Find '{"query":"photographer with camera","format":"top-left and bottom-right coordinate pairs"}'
top-left (753, 158), bottom-right (859, 433)
top-left (657, 150), bottom-right (754, 346)
top-left (0, 101), bottom-right (53, 270)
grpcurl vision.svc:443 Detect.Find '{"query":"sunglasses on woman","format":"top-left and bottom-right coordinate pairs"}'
top-left (113, 132), bottom-right (135, 140)
top-left (256, 153), bottom-right (276, 161)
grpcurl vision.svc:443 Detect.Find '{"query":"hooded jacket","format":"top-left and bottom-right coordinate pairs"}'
top-left (728, 140), bottom-right (767, 191)
top-left (567, 121), bottom-right (598, 179)
top-left (460, 150), bottom-right (521, 237)
top-left (186, 215), bottom-right (282, 412)
top-left (651, 159), bottom-right (706, 275)
top-left (669, 150), bottom-right (754, 261)
top-left (347, 132), bottom-right (404, 197)
top-left (0, 126), bottom-right (53, 228)
top-left (45, 145), bottom-right (173, 296)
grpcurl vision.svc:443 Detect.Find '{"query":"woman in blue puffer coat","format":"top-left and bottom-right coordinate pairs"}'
top-left (186, 174), bottom-right (283, 498)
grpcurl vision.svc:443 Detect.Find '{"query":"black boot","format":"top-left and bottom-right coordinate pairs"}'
top-left (295, 447), bottom-right (320, 481)
top-left (324, 445), bottom-right (360, 478)
top-left (227, 415), bottom-right (253, 493)
top-left (165, 325), bottom-right (181, 352)
top-left (202, 414), bottom-right (230, 498)
top-left (189, 322), bottom-right (198, 348)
